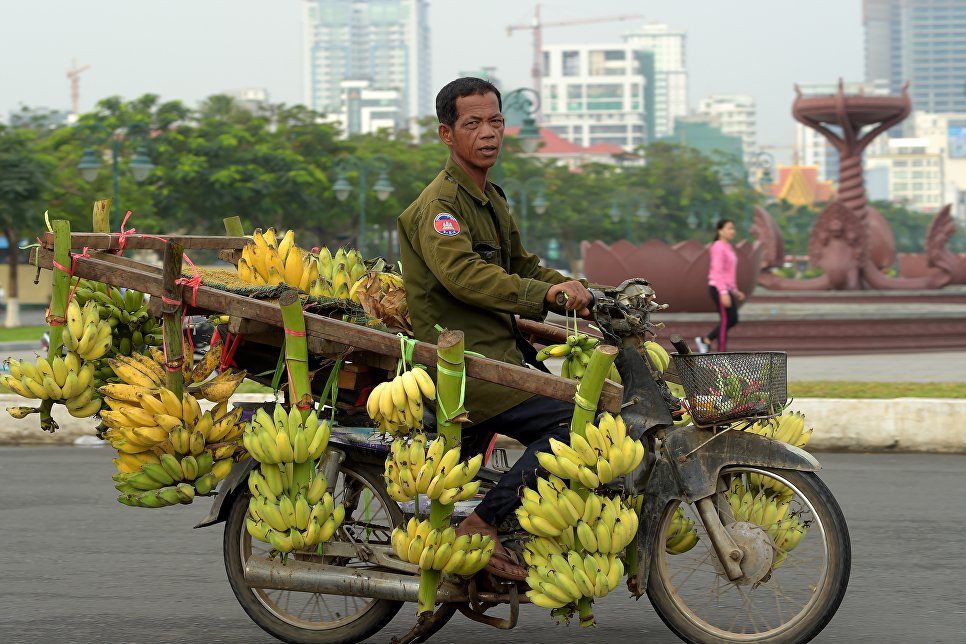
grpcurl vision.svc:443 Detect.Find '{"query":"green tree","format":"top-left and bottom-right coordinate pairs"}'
top-left (0, 125), bottom-right (55, 325)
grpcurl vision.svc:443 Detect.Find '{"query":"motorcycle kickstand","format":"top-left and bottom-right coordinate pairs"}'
top-left (457, 578), bottom-right (520, 630)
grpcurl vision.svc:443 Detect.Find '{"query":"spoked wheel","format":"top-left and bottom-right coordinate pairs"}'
top-left (647, 467), bottom-right (851, 643)
top-left (224, 462), bottom-right (406, 644)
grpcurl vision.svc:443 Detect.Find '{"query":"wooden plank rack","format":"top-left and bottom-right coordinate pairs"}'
top-left (35, 235), bottom-right (622, 413)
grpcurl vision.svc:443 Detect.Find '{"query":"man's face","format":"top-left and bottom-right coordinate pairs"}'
top-left (439, 92), bottom-right (504, 176)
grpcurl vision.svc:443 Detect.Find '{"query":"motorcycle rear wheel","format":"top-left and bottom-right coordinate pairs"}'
top-left (224, 461), bottom-right (404, 644)
top-left (647, 467), bottom-right (851, 643)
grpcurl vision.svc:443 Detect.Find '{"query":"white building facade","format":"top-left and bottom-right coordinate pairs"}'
top-left (540, 43), bottom-right (648, 150)
top-left (696, 95), bottom-right (757, 165)
top-left (302, 0), bottom-right (431, 134)
top-left (621, 23), bottom-right (688, 139)
top-left (866, 138), bottom-right (946, 211)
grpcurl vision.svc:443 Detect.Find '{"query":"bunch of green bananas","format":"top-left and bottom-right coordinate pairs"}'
top-left (390, 518), bottom-right (494, 576)
top-left (643, 340), bottom-right (671, 373)
top-left (727, 478), bottom-right (807, 568)
top-left (2, 352), bottom-right (101, 418)
top-left (534, 413), bottom-right (645, 489)
top-left (313, 245), bottom-right (367, 300)
top-left (62, 299), bottom-right (112, 360)
top-left (383, 432), bottom-right (482, 504)
top-left (365, 366), bottom-right (436, 436)
top-left (241, 404), bottom-right (332, 465)
top-left (70, 278), bottom-right (162, 354)
top-left (663, 507), bottom-right (699, 555)
top-left (536, 333), bottom-right (622, 383)
top-left (524, 547), bottom-right (625, 609)
top-left (246, 466), bottom-right (346, 553)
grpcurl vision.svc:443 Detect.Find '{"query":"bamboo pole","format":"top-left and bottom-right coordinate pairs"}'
top-left (416, 329), bottom-right (466, 616)
top-left (39, 220), bottom-right (72, 433)
top-left (279, 288), bottom-right (316, 490)
top-left (92, 200), bottom-right (111, 233)
top-left (160, 242), bottom-right (185, 398)
top-left (223, 216), bottom-right (245, 236)
top-left (567, 344), bottom-right (617, 628)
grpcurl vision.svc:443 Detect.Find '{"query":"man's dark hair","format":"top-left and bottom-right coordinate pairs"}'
top-left (436, 77), bottom-right (502, 127)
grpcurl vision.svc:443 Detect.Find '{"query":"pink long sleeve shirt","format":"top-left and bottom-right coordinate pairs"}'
top-left (707, 240), bottom-right (738, 293)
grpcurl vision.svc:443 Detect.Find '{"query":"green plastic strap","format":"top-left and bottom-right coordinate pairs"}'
top-left (317, 356), bottom-right (343, 422)
top-left (573, 392), bottom-right (595, 412)
top-left (270, 344), bottom-right (286, 394)
top-left (397, 333), bottom-right (417, 375)
top-left (435, 363), bottom-right (466, 422)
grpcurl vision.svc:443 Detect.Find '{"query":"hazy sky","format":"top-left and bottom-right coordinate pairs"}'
top-left (0, 0), bottom-right (864, 149)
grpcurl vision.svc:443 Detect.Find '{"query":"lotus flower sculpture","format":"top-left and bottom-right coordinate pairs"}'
top-left (581, 239), bottom-right (764, 312)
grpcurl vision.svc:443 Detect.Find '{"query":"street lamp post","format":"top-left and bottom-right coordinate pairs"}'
top-left (332, 155), bottom-right (394, 257)
top-left (501, 176), bottom-right (547, 248)
top-left (609, 195), bottom-right (651, 243)
top-left (77, 126), bottom-right (154, 230)
top-left (494, 87), bottom-right (542, 184)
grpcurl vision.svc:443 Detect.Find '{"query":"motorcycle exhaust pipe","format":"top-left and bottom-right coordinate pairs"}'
top-left (244, 556), bottom-right (468, 603)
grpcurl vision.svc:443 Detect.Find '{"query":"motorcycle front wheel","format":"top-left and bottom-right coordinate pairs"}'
top-left (224, 461), bottom-right (404, 644)
top-left (647, 467), bottom-right (851, 643)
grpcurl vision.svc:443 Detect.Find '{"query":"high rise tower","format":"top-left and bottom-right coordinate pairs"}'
top-left (302, 0), bottom-right (431, 133)
top-left (864, 0), bottom-right (966, 115)
top-left (621, 22), bottom-right (688, 139)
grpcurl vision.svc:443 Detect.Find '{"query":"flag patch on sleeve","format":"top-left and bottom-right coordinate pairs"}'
top-left (433, 213), bottom-right (461, 236)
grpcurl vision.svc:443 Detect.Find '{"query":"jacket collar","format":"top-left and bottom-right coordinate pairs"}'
top-left (444, 156), bottom-right (496, 206)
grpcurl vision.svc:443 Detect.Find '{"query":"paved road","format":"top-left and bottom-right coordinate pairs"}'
top-left (1, 446), bottom-right (963, 644)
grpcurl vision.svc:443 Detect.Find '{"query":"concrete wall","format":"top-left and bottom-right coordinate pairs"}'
top-left (1, 394), bottom-right (963, 454)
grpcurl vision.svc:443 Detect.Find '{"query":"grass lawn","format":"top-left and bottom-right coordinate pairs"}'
top-left (787, 380), bottom-right (966, 399)
top-left (0, 325), bottom-right (46, 343)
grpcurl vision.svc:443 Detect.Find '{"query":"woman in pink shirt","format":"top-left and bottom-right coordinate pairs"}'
top-left (695, 219), bottom-right (745, 352)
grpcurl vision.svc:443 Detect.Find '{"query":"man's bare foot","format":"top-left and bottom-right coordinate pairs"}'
top-left (455, 512), bottom-right (527, 581)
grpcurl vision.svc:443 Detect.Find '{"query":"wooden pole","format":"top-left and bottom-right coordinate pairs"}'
top-left (39, 220), bottom-right (72, 433)
top-left (160, 242), bottom-right (185, 398)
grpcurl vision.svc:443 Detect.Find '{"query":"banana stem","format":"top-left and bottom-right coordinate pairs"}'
top-left (570, 345), bottom-right (617, 440)
top-left (160, 242), bottom-right (185, 398)
top-left (279, 288), bottom-right (315, 488)
top-left (577, 596), bottom-right (595, 627)
top-left (40, 220), bottom-right (72, 433)
top-left (417, 329), bottom-right (466, 616)
top-left (222, 216), bottom-right (244, 236)
top-left (92, 199), bottom-right (111, 233)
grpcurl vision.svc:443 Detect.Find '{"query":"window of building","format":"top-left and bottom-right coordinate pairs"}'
top-left (563, 51), bottom-right (580, 76)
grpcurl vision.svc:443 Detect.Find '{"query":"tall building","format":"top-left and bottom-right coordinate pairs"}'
top-left (864, 0), bottom-right (966, 115)
top-left (540, 43), bottom-right (648, 150)
top-left (302, 0), bottom-right (431, 133)
top-left (621, 22), bottom-right (688, 139)
top-left (695, 95), bottom-right (757, 165)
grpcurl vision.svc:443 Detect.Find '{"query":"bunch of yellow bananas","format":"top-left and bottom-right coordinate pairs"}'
top-left (2, 352), bottom-right (101, 418)
top-left (643, 340), bottom-right (671, 373)
top-left (70, 278), bottom-right (163, 353)
top-left (536, 333), bottom-right (622, 383)
top-left (383, 433), bottom-right (482, 504)
top-left (312, 246), bottom-right (367, 300)
top-left (241, 404), bottom-right (332, 465)
top-left (727, 478), bottom-right (806, 568)
top-left (246, 466), bottom-right (346, 554)
top-left (745, 411), bottom-right (812, 448)
top-left (524, 547), bottom-right (625, 609)
top-left (238, 228), bottom-right (316, 291)
top-left (390, 518), bottom-right (494, 576)
top-left (365, 366), bottom-right (436, 436)
top-left (62, 298), bottom-right (113, 360)
top-left (534, 413), bottom-right (645, 489)
top-left (663, 507), bottom-right (699, 555)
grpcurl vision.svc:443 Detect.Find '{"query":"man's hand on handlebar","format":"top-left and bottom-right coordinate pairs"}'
top-left (546, 280), bottom-right (594, 317)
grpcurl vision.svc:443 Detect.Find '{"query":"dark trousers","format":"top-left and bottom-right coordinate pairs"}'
top-left (463, 395), bottom-right (573, 527)
top-left (707, 286), bottom-right (739, 350)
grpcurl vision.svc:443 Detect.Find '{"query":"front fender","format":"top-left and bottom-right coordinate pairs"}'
top-left (633, 424), bottom-right (821, 593)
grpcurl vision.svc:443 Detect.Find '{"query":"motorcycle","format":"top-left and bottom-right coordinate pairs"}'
top-left (197, 279), bottom-right (851, 644)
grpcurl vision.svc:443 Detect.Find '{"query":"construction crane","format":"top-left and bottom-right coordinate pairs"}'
top-left (506, 3), bottom-right (645, 106)
top-left (67, 59), bottom-right (91, 117)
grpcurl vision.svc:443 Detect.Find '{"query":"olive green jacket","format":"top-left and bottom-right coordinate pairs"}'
top-left (398, 157), bottom-right (570, 425)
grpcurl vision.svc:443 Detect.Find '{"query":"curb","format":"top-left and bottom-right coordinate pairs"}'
top-left (1, 394), bottom-right (963, 454)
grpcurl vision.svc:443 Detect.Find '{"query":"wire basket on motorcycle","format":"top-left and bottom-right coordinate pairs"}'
top-left (671, 351), bottom-right (787, 426)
